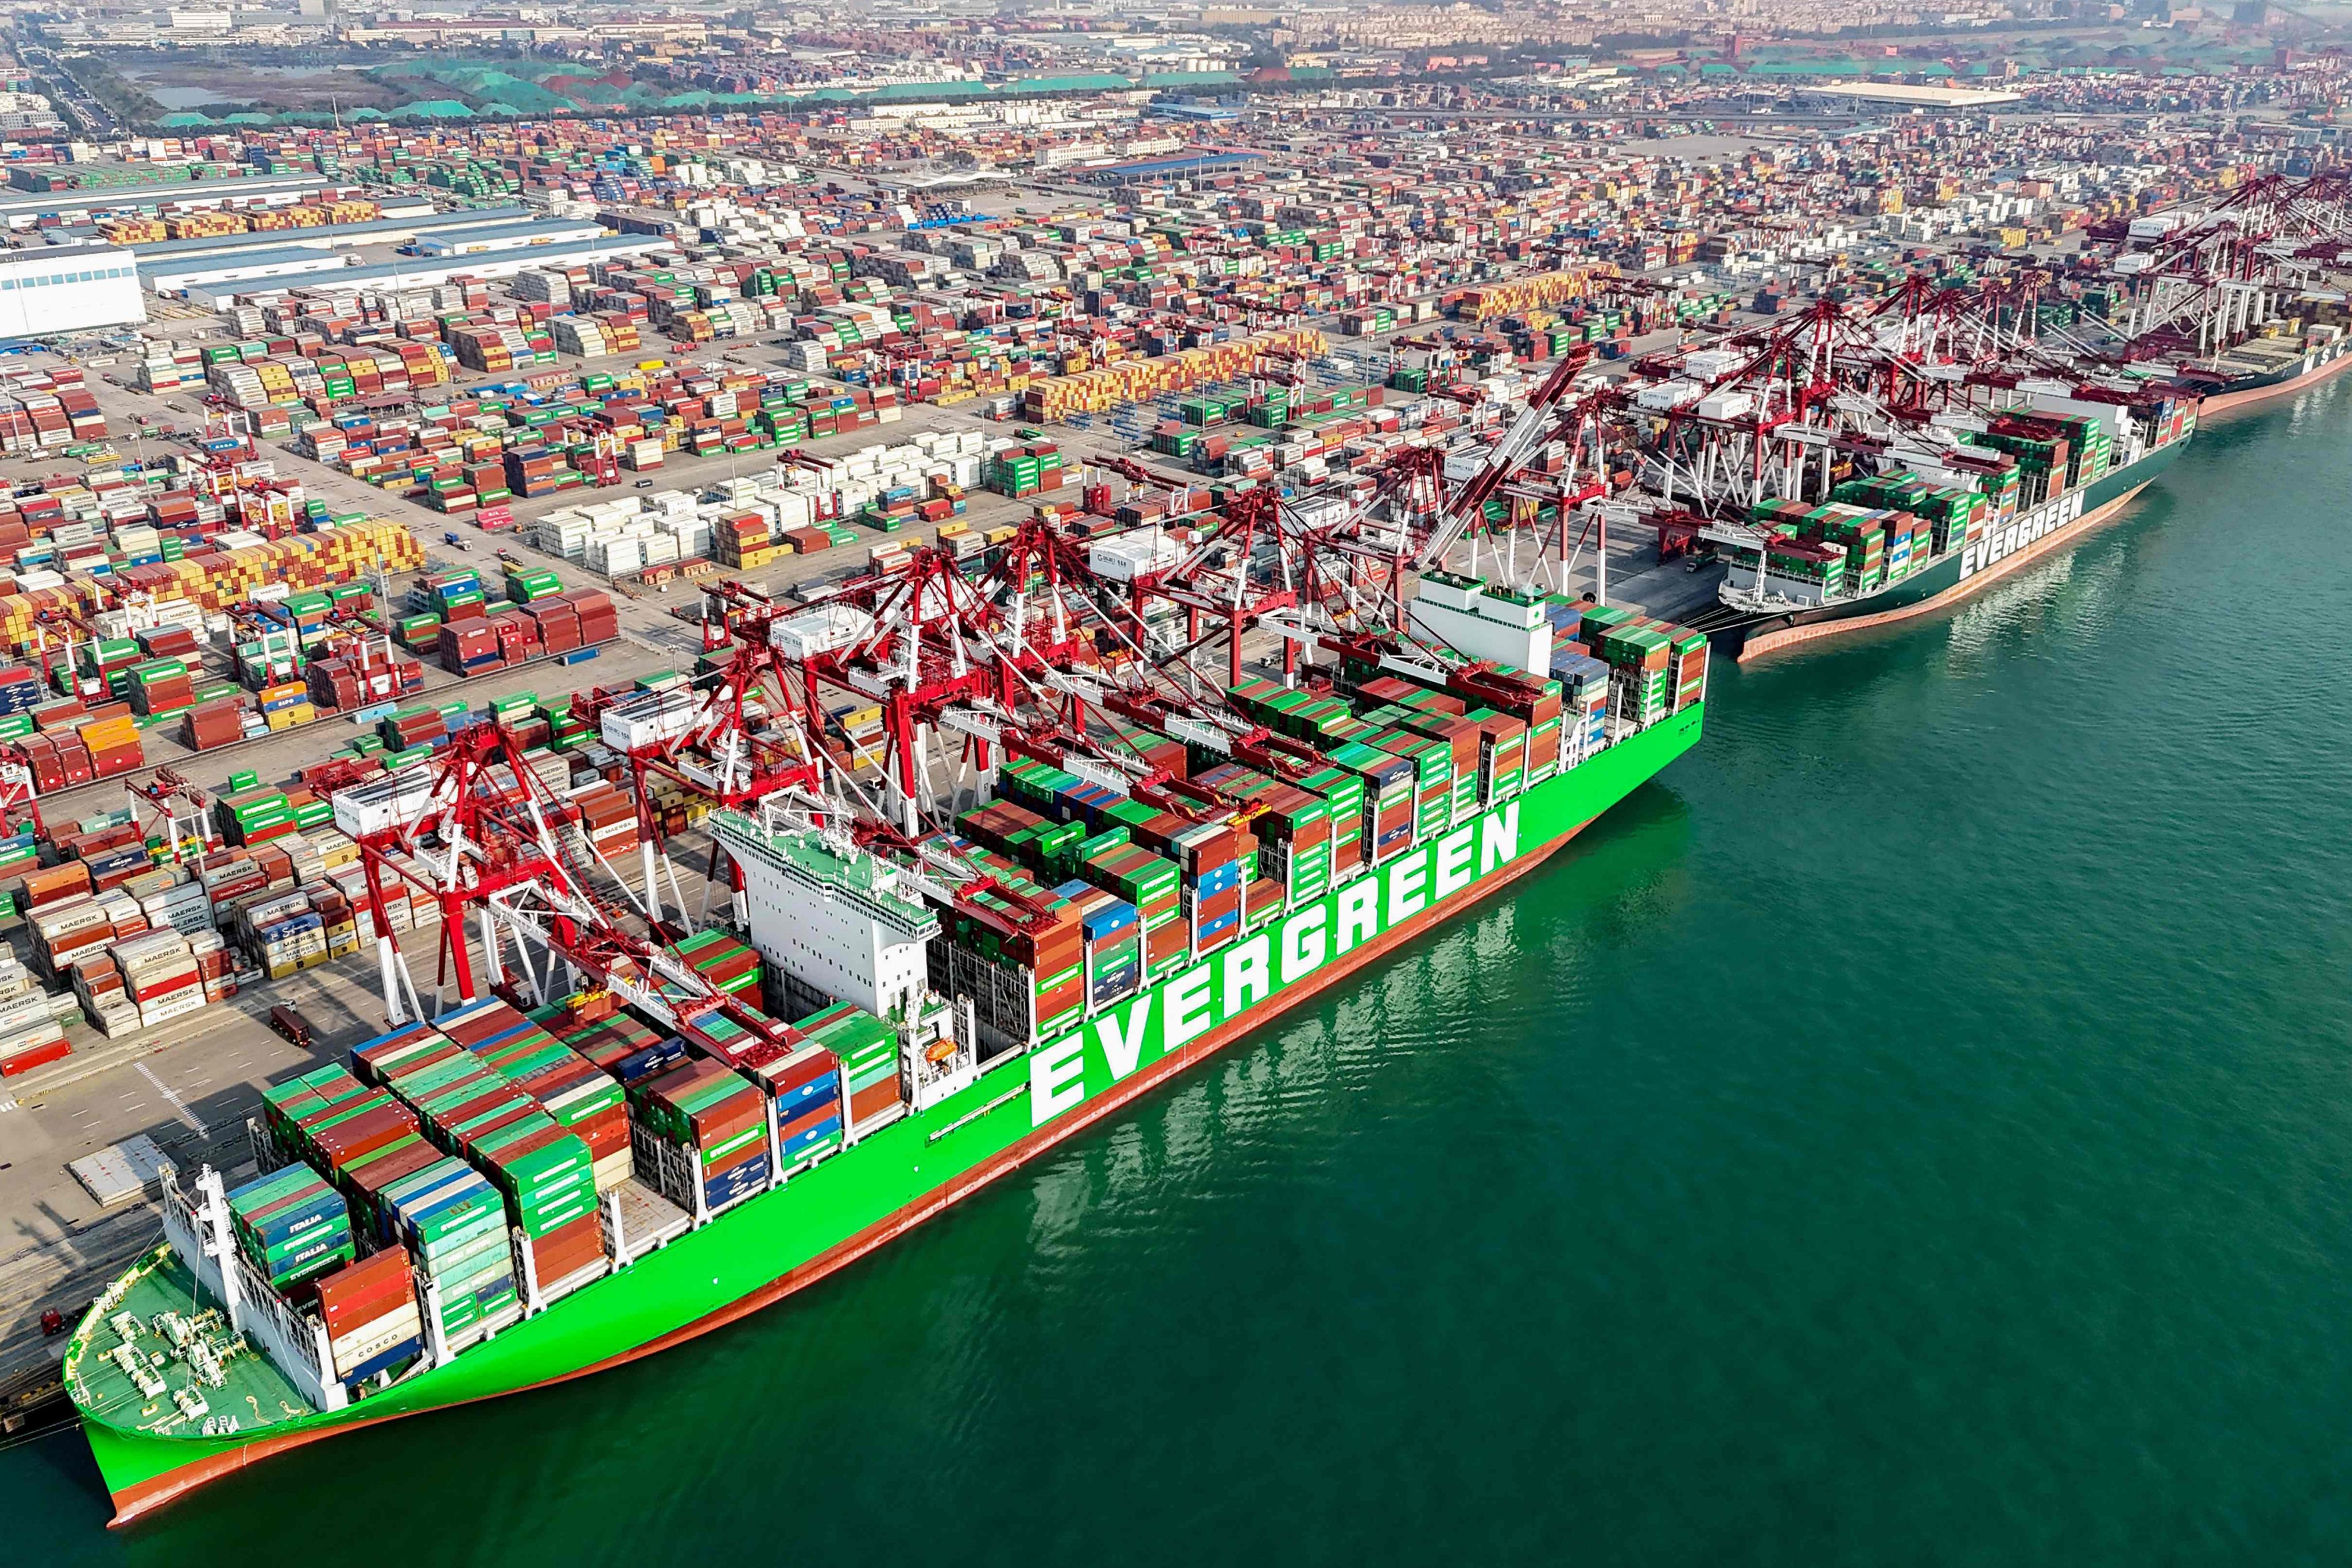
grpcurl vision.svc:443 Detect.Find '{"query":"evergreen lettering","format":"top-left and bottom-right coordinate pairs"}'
top-left (1096, 995), bottom-right (1153, 1081)
top-left (1387, 849), bottom-right (1429, 925)
top-left (1478, 802), bottom-right (1522, 875)
top-left (1335, 877), bottom-right (1381, 955)
top-left (1279, 906), bottom-right (1328, 985)
top-left (1029, 1032), bottom-right (1087, 1126)
top-left (1222, 933), bottom-right (1272, 1017)
top-left (1164, 963), bottom-right (1215, 1053)
top-left (1434, 824), bottom-right (1477, 899)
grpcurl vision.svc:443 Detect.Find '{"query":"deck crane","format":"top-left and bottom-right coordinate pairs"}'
top-left (1365, 345), bottom-right (1668, 605)
top-left (1075, 482), bottom-right (1303, 693)
top-left (329, 720), bottom-right (811, 1063)
top-left (580, 582), bottom-right (833, 925)
top-left (0, 752), bottom-right (43, 844)
top-left (1081, 453), bottom-right (1202, 511)
top-left (1378, 346), bottom-right (1594, 576)
top-left (2102, 169), bottom-right (2352, 358)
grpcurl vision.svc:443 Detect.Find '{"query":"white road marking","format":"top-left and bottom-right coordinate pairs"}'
top-left (136, 1062), bottom-right (207, 1135)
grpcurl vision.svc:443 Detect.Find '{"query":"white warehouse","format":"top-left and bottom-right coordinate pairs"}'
top-left (0, 246), bottom-right (146, 338)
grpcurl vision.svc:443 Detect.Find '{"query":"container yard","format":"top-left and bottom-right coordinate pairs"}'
top-left (3, 31), bottom-right (2350, 1552)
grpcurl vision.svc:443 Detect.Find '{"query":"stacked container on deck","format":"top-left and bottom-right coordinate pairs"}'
top-left (225, 1164), bottom-right (356, 1298)
top-left (380, 1156), bottom-right (520, 1349)
top-left (791, 1002), bottom-right (901, 1137)
top-left (631, 1057), bottom-right (771, 1216)
top-left (312, 1249), bottom-right (424, 1391)
top-left (353, 1006), bottom-right (609, 1292)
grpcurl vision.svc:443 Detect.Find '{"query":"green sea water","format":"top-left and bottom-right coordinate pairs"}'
top-left (13, 386), bottom-right (2352, 1565)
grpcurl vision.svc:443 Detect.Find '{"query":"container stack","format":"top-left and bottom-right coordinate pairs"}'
top-left (313, 1249), bottom-right (424, 1390)
top-left (474, 1120), bottom-right (603, 1290)
top-left (125, 658), bottom-right (197, 718)
top-left (110, 930), bottom-right (210, 1029)
top-left (1370, 729), bottom-right (1453, 844)
top-left (714, 511), bottom-right (779, 570)
top-left (1550, 653), bottom-right (1611, 764)
top-left (1175, 820), bottom-right (1243, 955)
top-left (1335, 742), bottom-right (1416, 866)
top-left (1055, 880), bottom-right (1142, 1007)
top-left (0, 988), bottom-right (71, 1077)
top-left (793, 1002), bottom-right (901, 1134)
top-left (1669, 628), bottom-right (1708, 713)
top-left (632, 1057), bottom-right (771, 1213)
top-left (731, 1039), bottom-right (844, 1170)
top-left (379, 1156), bottom-right (520, 1347)
top-left (984, 441), bottom-right (1064, 499)
top-left (261, 1064), bottom-right (419, 1183)
top-left (1578, 610), bottom-right (1675, 729)
top-left (1019, 328), bottom-right (1327, 422)
top-left (29, 886), bottom-right (112, 980)
top-left (214, 787), bottom-right (301, 848)
top-left (238, 890), bottom-right (329, 978)
top-left (379, 705), bottom-right (450, 753)
top-left (1076, 838), bottom-right (1185, 979)
top-left (675, 929), bottom-right (762, 997)
top-left (226, 1165), bottom-right (357, 1297)
top-left (181, 698), bottom-right (247, 751)
top-left (1192, 760), bottom-right (1334, 909)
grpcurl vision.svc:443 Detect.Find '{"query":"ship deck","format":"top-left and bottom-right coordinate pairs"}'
top-left (2194, 340), bottom-right (2308, 379)
top-left (67, 1249), bottom-right (315, 1439)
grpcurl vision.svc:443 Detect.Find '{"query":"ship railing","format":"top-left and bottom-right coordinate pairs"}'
top-left (157, 1164), bottom-right (206, 1279)
top-left (245, 1115), bottom-right (295, 1177)
top-left (599, 1185), bottom-right (638, 1267)
top-left (441, 1292), bottom-right (526, 1360)
top-left (604, 1178), bottom-right (692, 1268)
top-left (227, 1248), bottom-right (346, 1412)
top-left (159, 1165), bottom-right (347, 1412)
top-left (848, 1100), bottom-right (908, 1147)
top-left (631, 1119), bottom-right (713, 1226)
top-left (511, 1222), bottom-right (613, 1316)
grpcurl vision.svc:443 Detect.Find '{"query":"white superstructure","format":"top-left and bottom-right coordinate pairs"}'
top-left (712, 811), bottom-right (939, 1022)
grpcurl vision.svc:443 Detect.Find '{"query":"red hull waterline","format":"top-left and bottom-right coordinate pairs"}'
top-left (104, 812), bottom-right (1600, 1528)
top-left (1739, 481), bottom-right (2156, 661)
top-left (2194, 346), bottom-right (2352, 417)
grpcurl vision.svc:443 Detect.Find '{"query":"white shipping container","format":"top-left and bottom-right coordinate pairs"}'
top-left (0, 1017), bottom-right (68, 1055)
top-left (331, 1307), bottom-right (424, 1377)
top-left (34, 898), bottom-right (110, 940)
top-left (113, 930), bottom-right (194, 967)
top-left (140, 987), bottom-right (208, 1028)
top-left (0, 991), bottom-right (57, 1034)
top-left (599, 689), bottom-right (698, 751)
top-left (332, 771), bottom-right (438, 840)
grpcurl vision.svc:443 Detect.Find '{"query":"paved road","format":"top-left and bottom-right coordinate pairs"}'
top-left (16, 44), bottom-right (117, 138)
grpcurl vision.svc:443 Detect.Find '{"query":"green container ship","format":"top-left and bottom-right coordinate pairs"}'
top-left (1710, 385), bottom-right (2196, 661)
top-left (65, 592), bottom-right (1706, 1526)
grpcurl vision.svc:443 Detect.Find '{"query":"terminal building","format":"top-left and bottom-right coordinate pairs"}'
top-left (0, 246), bottom-right (146, 338)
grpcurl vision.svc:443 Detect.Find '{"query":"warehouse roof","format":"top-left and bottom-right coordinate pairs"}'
top-left (0, 173), bottom-right (329, 220)
top-left (1082, 149), bottom-right (1266, 184)
top-left (114, 206), bottom-right (538, 261)
top-left (408, 218), bottom-right (612, 253)
top-left (1809, 82), bottom-right (2024, 106)
top-left (138, 245), bottom-right (356, 289)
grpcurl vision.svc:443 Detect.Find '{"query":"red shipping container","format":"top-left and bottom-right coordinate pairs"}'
top-left (0, 1038), bottom-right (69, 1076)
